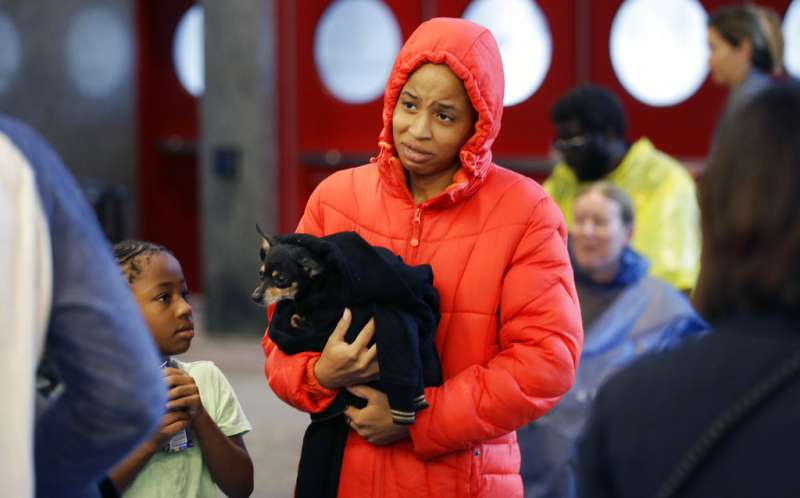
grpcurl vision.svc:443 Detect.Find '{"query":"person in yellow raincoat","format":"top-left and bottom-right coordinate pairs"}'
top-left (544, 84), bottom-right (700, 291)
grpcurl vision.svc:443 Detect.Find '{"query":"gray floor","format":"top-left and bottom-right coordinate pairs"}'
top-left (181, 309), bottom-right (307, 498)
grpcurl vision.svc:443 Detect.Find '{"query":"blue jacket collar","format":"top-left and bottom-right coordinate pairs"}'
top-left (571, 245), bottom-right (649, 288)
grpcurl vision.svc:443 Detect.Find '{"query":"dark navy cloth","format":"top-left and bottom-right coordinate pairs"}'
top-left (578, 312), bottom-right (800, 498)
top-left (267, 231), bottom-right (441, 498)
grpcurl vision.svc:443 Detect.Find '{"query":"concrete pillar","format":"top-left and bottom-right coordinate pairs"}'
top-left (201, 0), bottom-right (276, 334)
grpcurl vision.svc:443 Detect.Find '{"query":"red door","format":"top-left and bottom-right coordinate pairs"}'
top-left (135, 0), bottom-right (201, 290)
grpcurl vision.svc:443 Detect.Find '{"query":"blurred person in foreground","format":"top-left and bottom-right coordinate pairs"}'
top-left (0, 115), bottom-right (165, 498)
top-left (544, 85), bottom-right (700, 292)
top-left (578, 80), bottom-right (800, 498)
top-left (518, 182), bottom-right (707, 498)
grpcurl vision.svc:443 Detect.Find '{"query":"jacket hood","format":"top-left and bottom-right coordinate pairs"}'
top-left (374, 17), bottom-right (504, 206)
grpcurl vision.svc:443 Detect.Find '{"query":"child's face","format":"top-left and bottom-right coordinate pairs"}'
top-left (130, 252), bottom-right (194, 356)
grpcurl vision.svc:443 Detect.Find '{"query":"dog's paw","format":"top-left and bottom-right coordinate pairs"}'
top-left (290, 313), bottom-right (305, 329)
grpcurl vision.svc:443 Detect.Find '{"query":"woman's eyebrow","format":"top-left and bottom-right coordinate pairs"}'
top-left (401, 90), bottom-right (418, 100)
top-left (434, 102), bottom-right (457, 111)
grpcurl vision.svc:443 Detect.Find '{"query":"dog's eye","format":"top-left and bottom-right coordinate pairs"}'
top-left (274, 274), bottom-right (290, 287)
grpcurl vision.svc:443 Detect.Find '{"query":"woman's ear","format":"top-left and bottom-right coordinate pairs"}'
top-left (738, 38), bottom-right (754, 62)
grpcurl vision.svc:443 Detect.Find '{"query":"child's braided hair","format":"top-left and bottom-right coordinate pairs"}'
top-left (113, 240), bottom-right (173, 284)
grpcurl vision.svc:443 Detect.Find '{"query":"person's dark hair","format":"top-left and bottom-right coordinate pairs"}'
top-left (708, 4), bottom-right (783, 75)
top-left (113, 240), bottom-right (172, 284)
top-left (576, 181), bottom-right (635, 228)
top-left (550, 84), bottom-right (626, 137)
top-left (693, 81), bottom-right (800, 320)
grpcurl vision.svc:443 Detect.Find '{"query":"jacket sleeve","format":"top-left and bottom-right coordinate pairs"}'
top-left (408, 195), bottom-right (583, 460)
top-left (262, 184), bottom-right (339, 413)
top-left (633, 169), bottom-right (700, 291)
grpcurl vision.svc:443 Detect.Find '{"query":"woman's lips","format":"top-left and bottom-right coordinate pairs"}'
top-left (401, 143), bottom-right (434, 163)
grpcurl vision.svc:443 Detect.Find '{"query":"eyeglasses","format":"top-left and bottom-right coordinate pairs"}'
top-left (553, 135), bottom-right (590, 151)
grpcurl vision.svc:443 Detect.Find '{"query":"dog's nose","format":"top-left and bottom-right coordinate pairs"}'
top-left (251, 287), bottom-right (265, 305)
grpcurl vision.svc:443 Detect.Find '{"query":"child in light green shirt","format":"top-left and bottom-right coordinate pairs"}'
top-left (109, 241), bottom-right (253, 498)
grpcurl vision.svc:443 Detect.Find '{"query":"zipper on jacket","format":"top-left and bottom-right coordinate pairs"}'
top-left (409, 207), bottom-right (422, 256)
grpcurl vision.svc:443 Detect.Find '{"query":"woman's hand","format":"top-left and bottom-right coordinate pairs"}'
top-left (314, 308), bottom-right (379, 389)
top-left (343, 385), bottom-right (410, 445)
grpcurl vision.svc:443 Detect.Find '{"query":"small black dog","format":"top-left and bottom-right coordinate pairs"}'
top-left (251, 226), bottom-right (445, 408)
top-left (252, 226), bottom-right (442, 498)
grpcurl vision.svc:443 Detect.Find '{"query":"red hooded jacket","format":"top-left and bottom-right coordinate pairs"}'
top-left (263, 17), bottom-right (583, 498)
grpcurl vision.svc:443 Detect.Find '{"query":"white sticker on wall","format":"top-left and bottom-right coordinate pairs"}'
top-left (785, 0), bottom-right (800, 78)
top-left (314, 0), bottom-right (401, 104)
top-left (610, 0), bottom-right (708, 107)
top-left (463, 0), bottom-right (552, 107)
top-left (173, 5), bottom-right (204, 97)
top-left (66, 6), bottom-right (132, 98)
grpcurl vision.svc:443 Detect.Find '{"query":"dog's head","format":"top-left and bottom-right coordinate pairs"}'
top-left (251, 225), bottom-right (324, 307)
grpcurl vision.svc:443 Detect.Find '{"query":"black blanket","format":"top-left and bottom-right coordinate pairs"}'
top-left (267, 232), bottom-right (442, 498)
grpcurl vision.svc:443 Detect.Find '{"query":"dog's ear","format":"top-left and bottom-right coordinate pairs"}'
top-left (256, 224), bottom-right (276, 256)
top-left (300, 256), bottom-right (324, 278)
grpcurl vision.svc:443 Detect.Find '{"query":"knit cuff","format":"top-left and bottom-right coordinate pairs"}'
top-left (383, 382), bottom-right (420, 425)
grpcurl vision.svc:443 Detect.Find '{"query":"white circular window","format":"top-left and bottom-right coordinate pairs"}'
top-left (785, 0), bottom-right (800, 78)
top-left (0, 14), bottom-right (21, 94)
top-left (66, 6), bottom-right (132, 98)
top-left (173, 5), bottom-right (204, 97)
top-left (314, 0), bottom-right (401, 104)
top-left (463, 0), bottom-right (552, 107)
top-left (610, 0), bottom-right (708, 107)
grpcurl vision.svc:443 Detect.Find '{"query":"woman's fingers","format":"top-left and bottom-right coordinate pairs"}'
top-left (364, 343), bottom-right (378, 363)
top-left (328, 307), bottom-right (352, 343)
top-left (351, 318), bottom-right (375, 350)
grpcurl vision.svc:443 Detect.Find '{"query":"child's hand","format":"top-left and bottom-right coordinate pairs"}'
top-left (163, 367), bottom-right (205, 419)
top-left (149, 410), bottom-right (192, 449)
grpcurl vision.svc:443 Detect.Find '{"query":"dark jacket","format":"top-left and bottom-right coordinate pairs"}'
top-left (268, 231), bottom-right (442, 498)
top-left (578, 312), bottom-right (800, 498)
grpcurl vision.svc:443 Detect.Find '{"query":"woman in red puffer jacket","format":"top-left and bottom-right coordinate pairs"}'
top-left (263, 17), bottom-right (583, 498)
